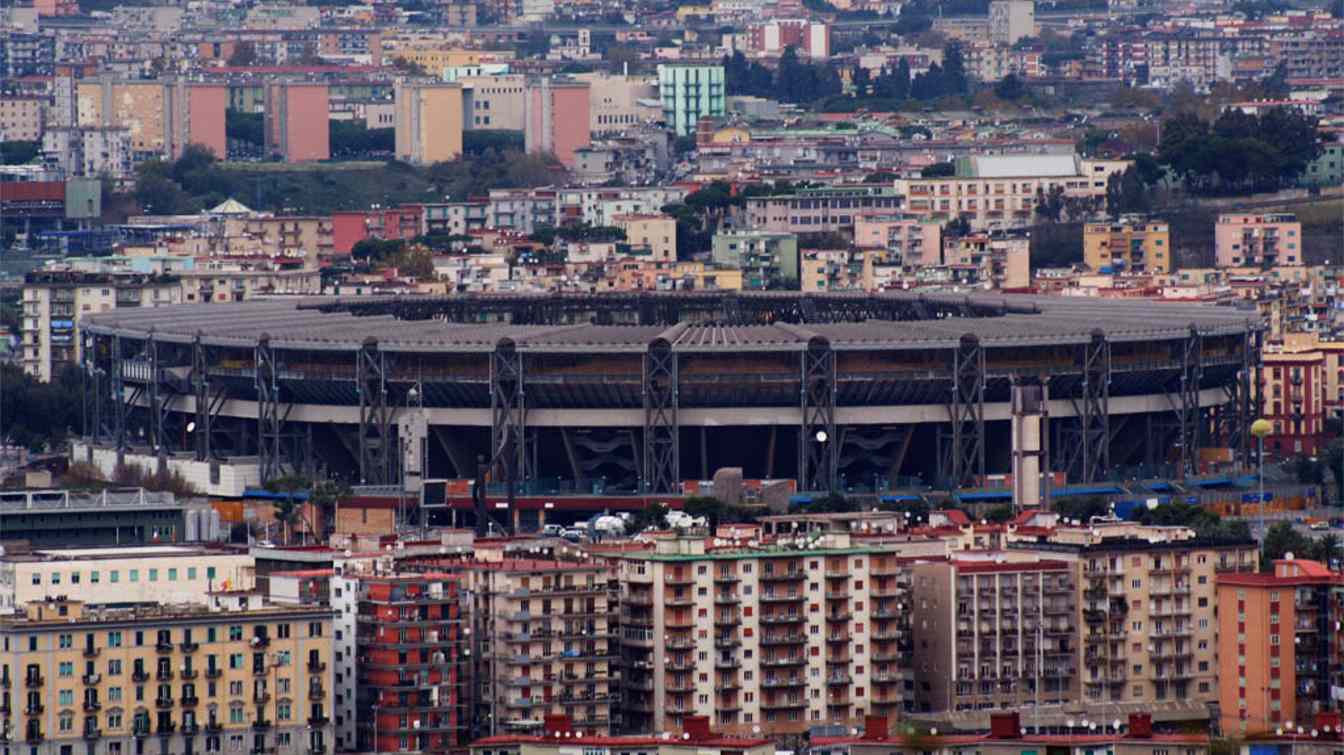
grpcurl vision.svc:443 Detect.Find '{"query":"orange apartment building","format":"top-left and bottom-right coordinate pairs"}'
top-left (523, 78), bottom-right (591, 167)
top-left (1216, 559), bottom-right (1342, 736)
top-left (852, 216), bottom-right (942, 268)
top-left (1216, 214), bottom-right (1305, 268)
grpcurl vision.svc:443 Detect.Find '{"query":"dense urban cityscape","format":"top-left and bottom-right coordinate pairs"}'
top-left (6, 0), bottom-right (1344, 751)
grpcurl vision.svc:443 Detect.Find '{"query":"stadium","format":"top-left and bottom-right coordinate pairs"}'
top-left (78, 291), bottom-right (1260, 505)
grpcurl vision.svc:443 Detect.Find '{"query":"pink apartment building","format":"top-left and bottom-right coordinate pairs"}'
top-left (524, 77), bottom-right (591, 167)
top-left (265, 81), bottom-right (330, 162)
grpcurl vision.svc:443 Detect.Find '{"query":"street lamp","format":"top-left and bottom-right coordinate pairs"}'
top-left (1251, 418), bottom-right (1273, 562)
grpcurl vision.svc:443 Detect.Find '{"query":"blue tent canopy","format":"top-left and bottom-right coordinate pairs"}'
top-left (242, 487), bottom-right (311, 501)
top-left (1051, 484), bottom-right (1125, 497)
top-left (955, 490), bottom-right (1013, 502)
top-left (880, 494), bottom-right (923, 503)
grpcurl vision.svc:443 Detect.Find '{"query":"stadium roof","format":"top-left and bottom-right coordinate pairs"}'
top-left (83, 292), bottom-right (1257, 354)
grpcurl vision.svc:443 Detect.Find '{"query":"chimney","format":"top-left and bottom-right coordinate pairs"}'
top-left (989, 713), bottom-right (1021, 739)
top-left (1127, 714), bottom-right (1152, 739)
top-left (864, 716), bottom-right (889, 740)
top-left (683, 716), bottom-right (712, 741)
top-left (1317, 712), bottom-right (1342, 738)
top-left (543, 714), bottom-right (573, 737)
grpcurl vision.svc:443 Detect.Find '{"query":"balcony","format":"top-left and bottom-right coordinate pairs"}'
top-left (253, 720), bottom-right (272, 731)
top-left (181, 696), bottom-right (199, 707)
top-left (206, 722), bottom-right (223, 734)
top-left (308, 661), bottom-right (327, 674)
top-left (82, 725), bottom-right (101, 740)
top-left (83, 699), bottom-right (101, 713)
top-left (156, 642), bottom-right (175, 654)
top-left (157, 669), bottom-right (174, 682)
top-left (132, 671), bottom-right (150, 683)
top-left (254, 692), bottom-right (272, 704)
top-left (158, 723), bottom-right (176, 735)
top-left (180, 642), bottom-right (199, 653)
top-left (182, 721), bottom-right (200, 735)
top-left (82, 673), bottom-right (101, 685)
top-left (308, 687), bottom-right (326, 703)
top-left (25, 675), bottom-right (43, 688)
top-left (25, 703), bottom-right (44, 715)
top-left (156, 697), bottom-right (175, 709)
top-left (205, 668), bottom-right (222, 679)
top-left (251, 636), bottom-right (271, 649)
top-left (308, 715), bottom-right (330, 726)
top-left (181, 669), bottom-right (198, 680)
top-left (83, 646), bottom-right (101, 659)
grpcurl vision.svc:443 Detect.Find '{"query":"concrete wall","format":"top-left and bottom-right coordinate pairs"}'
top-left (187, 83), bottom-right (228, 159)
top-left (73, 440), bottom-right (261, 498)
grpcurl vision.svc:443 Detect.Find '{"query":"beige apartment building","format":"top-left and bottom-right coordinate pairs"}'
top-left (0, 96), bottom-right (45, 142)
top-left (618, 534), bottom-right (943, 737)
top-left (20, 271), bottom-right (183, 382)
top-left (1083, 217), bottom-right (1172, 274)
top-left (852, 216), bottom-right (942, 267)
top-left (943, 232), bottom-right (1030, 289)
top-left (0, 546), bottom-right (255, 614)
top-left (466, 560), bottom-right (616, 736)
top-left (394, 80), bottom-right (464, 165)
top-left (461, 75), bottom-right (527, 131)
top-left (0, 597), bottom-right (334, 755)
top-left (895, 155), bottom-right (1128, 230)
top-left (911, 557), bottom-right (1080, 714)
top-left (1215, 213), bottom-right (1304, 267)
top-left (1061, 537), bottom-right (1259, 709)
top-left (612, 214), bottom-right (676, 261)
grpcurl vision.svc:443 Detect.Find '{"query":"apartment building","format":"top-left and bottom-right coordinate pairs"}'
top-left (20, 270), bottom-right (183, 382)
top-left (524, 78), bottom-right (591, 167)
top-left (611, 214), bottom-right (676, 262)
top-left (801, 249), bottom-right (864, 292)
top-left (852, 216), bottom-right (942, 268)
top-left (1069, 537), bottom-right (1259, 710)
top-left (745, 186), bottom-right (903, 234)
top-left (657, 64), bottom-right (725, 137)
top-left (1083, 217), bottom-right (1172, 274)
top-left (1258, 342), bottom-right (1327, 459)
top-left (942, 232), bottom-right (1030, 290)
top-left (711, 231), bottom-right (800, 289)
top-left (264, 82), bottom-right (330, 162)
top-left (461, 75), bottom-right (527, 131)
top-left (895, 155), bottom-right (1128, 231)
top-left (465, 560), bottom-right (617, 737)
top-left (0, 95), bottom-right (45, 142)
top-left (330, 572), bottom-right (466, 754)
top-left (0, 545), bottom-right (255, 614)
top-left (0, 597), bottom-right (334, 755)
top-left (1216, 214), bottom-right (1304, 268)
top-left (911, 557), bottom-right (1079, 714)
top-left (1216, 559), bottom-right (1342, 736)
top-left (618, 536), bottom-right (921, 737)
top-left (394, 80), bottom-right (464, 166)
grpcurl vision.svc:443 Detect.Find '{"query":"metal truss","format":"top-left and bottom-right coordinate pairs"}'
top-left (642, 338), bottom-right (679, 494)
top-left (357, 338), bottom-right (393, 485)
top-left (192, 335), bottom-right (214, 461)
top-left (799, 336), bottom-right (837, 493)
top-left (946, 334), bottom-right (985, 489)
top-left (1069, 330), bottom-right (1110, 483)
top-left (256, 335), bottom-right (290, 484)
top-left (490, 338), bottom-right (526, 491)
top-left (1171, 325), bottom-right (1203, 479)
top-left (307, 292), bottom-right (1037, 326)
top-left (112, 335), bottom-right (127, 461)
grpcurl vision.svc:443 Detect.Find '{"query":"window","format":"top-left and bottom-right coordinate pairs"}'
top-left (188, 568), bottom-right (197, 580)
top-left (59, 662), bottom-right (74, 677)
top-left (91, 571), bottom-right (100, 583)
top-left (111, 571), bottom-right (119, 583)
top-left (59, 690), bottom-right (74, 706)
top-left (168, 569), bottom-right (177, 581)
top-left (148, 569), bottom-right (157, 582)
top-left (129, 570), bottom-right (139, 583)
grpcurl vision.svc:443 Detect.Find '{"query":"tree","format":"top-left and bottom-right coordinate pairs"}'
top-left (264, 476), bottom-right (309, 544)
top-left (1261, 521), bottom-right (1314, 569)
top-left (893, 59), bottom-right (912, 101)
top-left (626, 503), bottom-right (669, 533)
top-left (1034, 185), bottom-right (1065, 222)
top-left (852, 65), bottom-right (873, 97)
top-left (921, 161), bottom-right (955, 178)
top-left (522, 30), bottom-right (551, 58)
top-left (0, 141), bottom-right (39, 165)
top-left (942, 43), bottom-right (968, 95)
top-left (227, 41), bottom-right (258, 67)
top-left (1105, 166), bottom-right (1150, 217)
top-left (994, 73), bottom-right (1026, 101)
